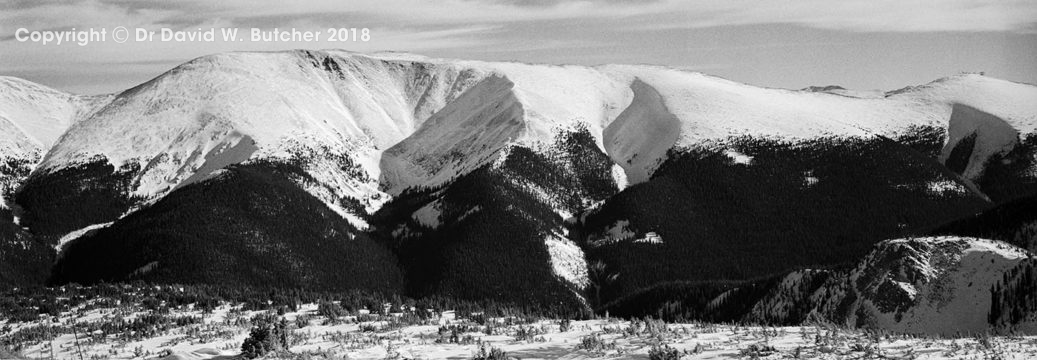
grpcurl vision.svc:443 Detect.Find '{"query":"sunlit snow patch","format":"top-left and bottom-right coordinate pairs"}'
top-left (611, 163), bottom-right (629, 190)
top-left (926, 180), bottom-right (967, 196)
top-left (411, 200), bottom-right (442, 228)
top-left (545, 233), bottom-right (589, 289)
top-left (803, 170), bottom-right (819, 187)
top-left (724, 149), bottom-right (753, 165)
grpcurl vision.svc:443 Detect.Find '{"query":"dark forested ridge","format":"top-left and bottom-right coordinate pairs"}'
top-left (15, 156), bottom-right (141, 243)
top-left (49, 160), bottom-right (405, 294)
top-left (369, 125), bottom-right (619, 314)
top-left (0, 218), bottom-right (50, 286)
top-left (577, 134), bottom-right (992, 304)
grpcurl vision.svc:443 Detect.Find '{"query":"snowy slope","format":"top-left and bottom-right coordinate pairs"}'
top-left (0, 76), bottom-right (106, 149)
top-left (0, 76), bottom-right (108, 209)
top-left (811, 237), bottom-right (1032, 335)
top-left (377, 57), bottom-right (632, 194)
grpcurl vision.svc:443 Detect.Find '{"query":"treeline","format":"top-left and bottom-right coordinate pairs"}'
top-left (599, 280), bottom-right (743, 322)
top-left (0, 282), bottom-right (588, 325)
top-left (275, 138), bottom-right (370, 217)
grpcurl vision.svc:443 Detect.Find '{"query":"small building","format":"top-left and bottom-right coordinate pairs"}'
top-left (635, 232), bottom-right (664, 244)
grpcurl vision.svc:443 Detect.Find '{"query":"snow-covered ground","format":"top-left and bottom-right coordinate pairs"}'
top-left (4, 302), bottom-right (1037, 359)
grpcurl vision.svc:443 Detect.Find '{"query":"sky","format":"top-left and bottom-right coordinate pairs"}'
top-left (1, 0), bottom-right (1035, 95)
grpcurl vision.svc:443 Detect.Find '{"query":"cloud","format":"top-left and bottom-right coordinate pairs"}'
top-left (1, 0), bottom-right (1035, 94)
top-left (3, 0), bottom-right (1034, 40)
top-left (665, 0), bottom-right (1037, 33)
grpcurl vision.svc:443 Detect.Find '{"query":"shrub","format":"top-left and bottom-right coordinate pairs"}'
top-left (514, 326), bottom-right (545, 342)
top-left (241, 315), bottom-right (289, 359)
top-left (577, 334), bottom-right (616, 354)
top-left (648, 344), bottom-right (682, 360)
top-left (318, 301), bottom-right (344, 324)
top-left (558, 318), bottom-right (572, 332)
top-left (739, 343), bottom-right (777, 358)
top-left (471, 343), bottom-right (507, 360)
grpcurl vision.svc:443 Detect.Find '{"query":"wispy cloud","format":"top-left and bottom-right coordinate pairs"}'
top-left (654, 0), bottom-right (1037, 33)
top-left (1, 0), bottom-right (1035, 94)
top-left (3, 1), bottom-right (1035, 44)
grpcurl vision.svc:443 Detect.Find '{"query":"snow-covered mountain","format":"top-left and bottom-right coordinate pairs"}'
top-left (26, 52), bottom-right (1037, 229)
top-left (28, 51), bottom-right (489, 229)
top-left (5, 50), bottom-right (1037, 316)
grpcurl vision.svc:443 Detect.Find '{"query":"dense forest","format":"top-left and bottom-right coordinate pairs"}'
top-left (369, 125), bottom-right (618, 316)
top-left (49, 160), bottom-right (405, 294)
top-left (15, 156), bottom-right (141, 242)
top-left (578, 133), bottom-right (991, 303)
top-left (989, 258), bottom-right (1037, 327)
top-left (933, 194), bottom-right (1037, 252)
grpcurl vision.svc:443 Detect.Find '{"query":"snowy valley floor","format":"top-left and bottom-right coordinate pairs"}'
top-left (3, 302), bottom-right (1037, 359)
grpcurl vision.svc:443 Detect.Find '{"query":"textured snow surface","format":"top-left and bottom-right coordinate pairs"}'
top-left (545, 232), bottom-right (590, 289)
top-left (0, 76), bottom-right (108, 150)
top-left (10, 303), bottom-right (1037, 360)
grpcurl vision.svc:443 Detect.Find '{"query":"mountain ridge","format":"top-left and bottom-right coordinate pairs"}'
top-left (2, 51), bottom-right (1037, 329)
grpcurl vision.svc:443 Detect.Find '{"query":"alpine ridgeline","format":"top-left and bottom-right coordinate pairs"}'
top-left (2, 51), bottom-right (1036, 324)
